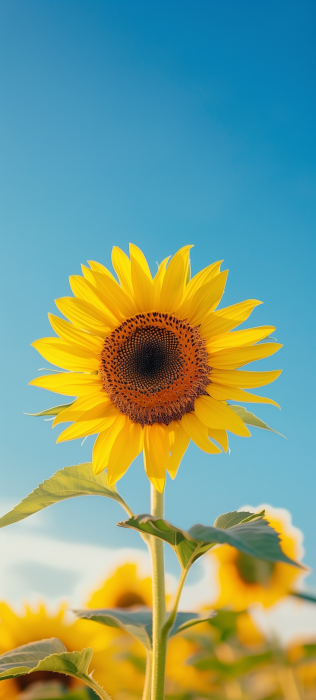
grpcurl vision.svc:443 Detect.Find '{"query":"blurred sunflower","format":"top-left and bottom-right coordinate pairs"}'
top-left (86, 562), bottom-right (152, 609)
top-left (30, 244), bottom-right (282, 492)
top-left (0, 600), bottom-right (141, 699)
top-left (209, 505), bottom-right (305, 610)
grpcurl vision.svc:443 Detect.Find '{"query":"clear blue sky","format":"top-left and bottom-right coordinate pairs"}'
top-left (1, 1), bottom-right (315, 584)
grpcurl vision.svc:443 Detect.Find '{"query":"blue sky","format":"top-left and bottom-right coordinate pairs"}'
top-left (1, 0), bottom-right (316, 591)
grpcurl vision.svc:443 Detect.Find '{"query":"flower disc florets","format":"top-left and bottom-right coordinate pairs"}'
top-left (100, 311), bottom-right (209, 426)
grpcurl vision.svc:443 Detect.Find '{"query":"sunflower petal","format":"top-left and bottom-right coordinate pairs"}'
top-left (183, 260), bottom-right (223, 300)
top-left (107, 419), bottom-right (143, 486)
top-left (92, 416), bottom-right (126, 475)
top-left (166, 421), bottom-right (190, 478)
top-left (52, 393), bottom-right (111, 427)
top-left (185, 270), bottom-right (229, 326)
top-left (209, 368), bottom-right (282, 388)
top-left (199, 300), bottom-right (262, 338)
top-left (153, 257), bottom-right (170, 307)
top-left (29, 372), bottom-right (102, 397)
top-left (159, 245), bottom-right (193, 312)
top-left (55, 297), bottom-right (113, 334)
top-left (48, 314), bottom-right (104, 352)
top-left (32, 338), bottom-right (100, 372)
top-left (194, 395), bottom-right (251, 437)
top-left (111, 247), bottom-right (134, 295)
top-left (88, 260), bottom-right (116, 279)
top-left (181, 412), bottom-right (222, 453)
top-left (130, 245), bottom-right (154, 311)
top-left (56, 408), bottom-right (119, 442)
top-left (69, 276), bottom-right (120, 323)
top-left (206, 326), bottom-right (276, 350)
top-left (81, 268), bottom-right (137, 319)
top-left (208, 343), bottom-right (282, 370)
top-left (208, 428), bottom-right (229, 452)
top-left (143, 424), bottom-right (168, 492)
top-left (206, 382), bottom-right (280, 408)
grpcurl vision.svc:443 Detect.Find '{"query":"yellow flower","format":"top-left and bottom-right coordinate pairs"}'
top-left (0, 600), bottom-right (142, 698)
top-left (30, 245), bottom-right (282, 492)
top-left (209, 505), bottom-right (305, 610)
top-left (86, 562), bottom-right (152, 608)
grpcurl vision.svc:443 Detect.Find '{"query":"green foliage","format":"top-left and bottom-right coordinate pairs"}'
top-left (74, 608), bottom-right (215, 651)
top-left (229, 405), bottom-right (285, 437)
top-left (0, 463), bottom-right (128, 529)
top-left (25, 403), bottom-right (75, 417)
top-left (118, 511), bottom-right (300, 570)
top-left (0, 639), bottom-right (92, 682)
top-left (192, 650), bottom-right (273, 677)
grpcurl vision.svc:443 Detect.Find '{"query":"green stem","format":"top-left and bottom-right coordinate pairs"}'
top-left (162, 567), bottom-right (188, 636)
top-left (142, 650), bottom-right (153, 700)
top-left (81, 674), bottom-right (113, 700)
top-left (150, 486), bottom-right (167, 700)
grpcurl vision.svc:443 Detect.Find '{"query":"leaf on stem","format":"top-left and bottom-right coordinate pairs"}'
top-left (0, 463), bottom-right (127, 529)
top-left (229, 405), bottom-right (286, 437)
top-left (25, 402), bottom-right (75, 417)
top-left (118, 511), bottom-right (301, 570)
top-left (74, 608), bottom-right (215, 650)
top-left (0, 638), bottom-right (92, 681)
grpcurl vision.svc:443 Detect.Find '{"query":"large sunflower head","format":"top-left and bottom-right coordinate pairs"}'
top-left (30, 245), bottom-right (282, 492)
top-left (86, 562), bottom-right (153, 609)
top-left (209, 505), bottom-right (305, 610)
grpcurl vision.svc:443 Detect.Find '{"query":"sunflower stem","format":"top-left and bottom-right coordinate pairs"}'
top-left (142, 650), bottom-right (153, 700)
top-left (150, 485), bottom-right (167, 700)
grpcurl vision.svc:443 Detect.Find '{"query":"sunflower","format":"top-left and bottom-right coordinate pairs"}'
top-left (209, 505), bottom-right (305, 610)
top-left (86, 562), bottom-right (152, 609)
top-left (30, 245), bottom-right (282, 492)
top-left (0, 600), bottom-right (142, 699)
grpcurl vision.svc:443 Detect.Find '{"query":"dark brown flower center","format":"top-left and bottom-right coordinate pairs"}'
top-left (100, 312), bottom-right (209, 426)
top-left (115, 591), bottom-right (147, 608)
top-left (16, 670), bottom-right (72, 691)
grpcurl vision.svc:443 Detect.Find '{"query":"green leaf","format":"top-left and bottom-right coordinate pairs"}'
top-left (25, 403), bottom-right (75, 417)
top-left (118, 512), bottom-right (300, 570)
top-left (0, 639), bottom-right (92, 681)
top-left (291, 590), bottom-right (316, 604)
top-left (74, 609), bottom-right (215, 650)
top-left (192, 650), bottom-right (273, 677)
top-left (0, 639), bottom-right (109, 700)
top-left (0, 463), bottom-right (127, 529)
top-left (229, 405), bottom-right (286, 438)
top-left (213, 510), bottom-right (265, 529)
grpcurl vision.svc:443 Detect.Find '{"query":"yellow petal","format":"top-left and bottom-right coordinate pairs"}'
top-left (107, 418), bottom-right (143, 485)
top-left (208, 428), bottom-right (229, 453)
top-left (153, 257), bottom-right (170, 307)
top-left (55, 297), bottom-right (113, 334)
top-left (53, 393), bottom-right (111, 426)
top-left (92, 415), bottom-right (126, 475)
top-left (48, 314), bottom-right (104, 353)
top-left (81, 268), bottom-right (137, 319)
top-left (143, 424), bottom-right (168, 492)
top-left (194, 395), bottom-right (251, 437)
top-left (209, 368), bottom-right (282, 388)
top-left (208, 343), bottom-right (282, 370)
top-left (130, 245), bottom-right (154, 311)
top-left (181, 412), bottom-right (221, 453)
top-left (185, 270), bottom-right (229, 326)
top-left (166, 421), bottom-right (190, 478)
top-left (199, 300), bottom-right (262, 338)
top-left (69, 276), bottom-right (120, 323)
top-left (159, 245), bottom-right (193, 312)
top-left (183, 260), bottom-right (223, 300)
top-left (111, 246), bottom-right (134, 295)
top-left (87, 260), bottom-right (116, 280)
top-left (206, 326), bottom-right (276, 350)
top-left (56, 406), bottom-right (119, 442)
top-left (32, 337), bottom-right (100, 372)
top-left (206, 382), bottom-right (280, 408)
top-left (29, 372), bottom-right (102, 397)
